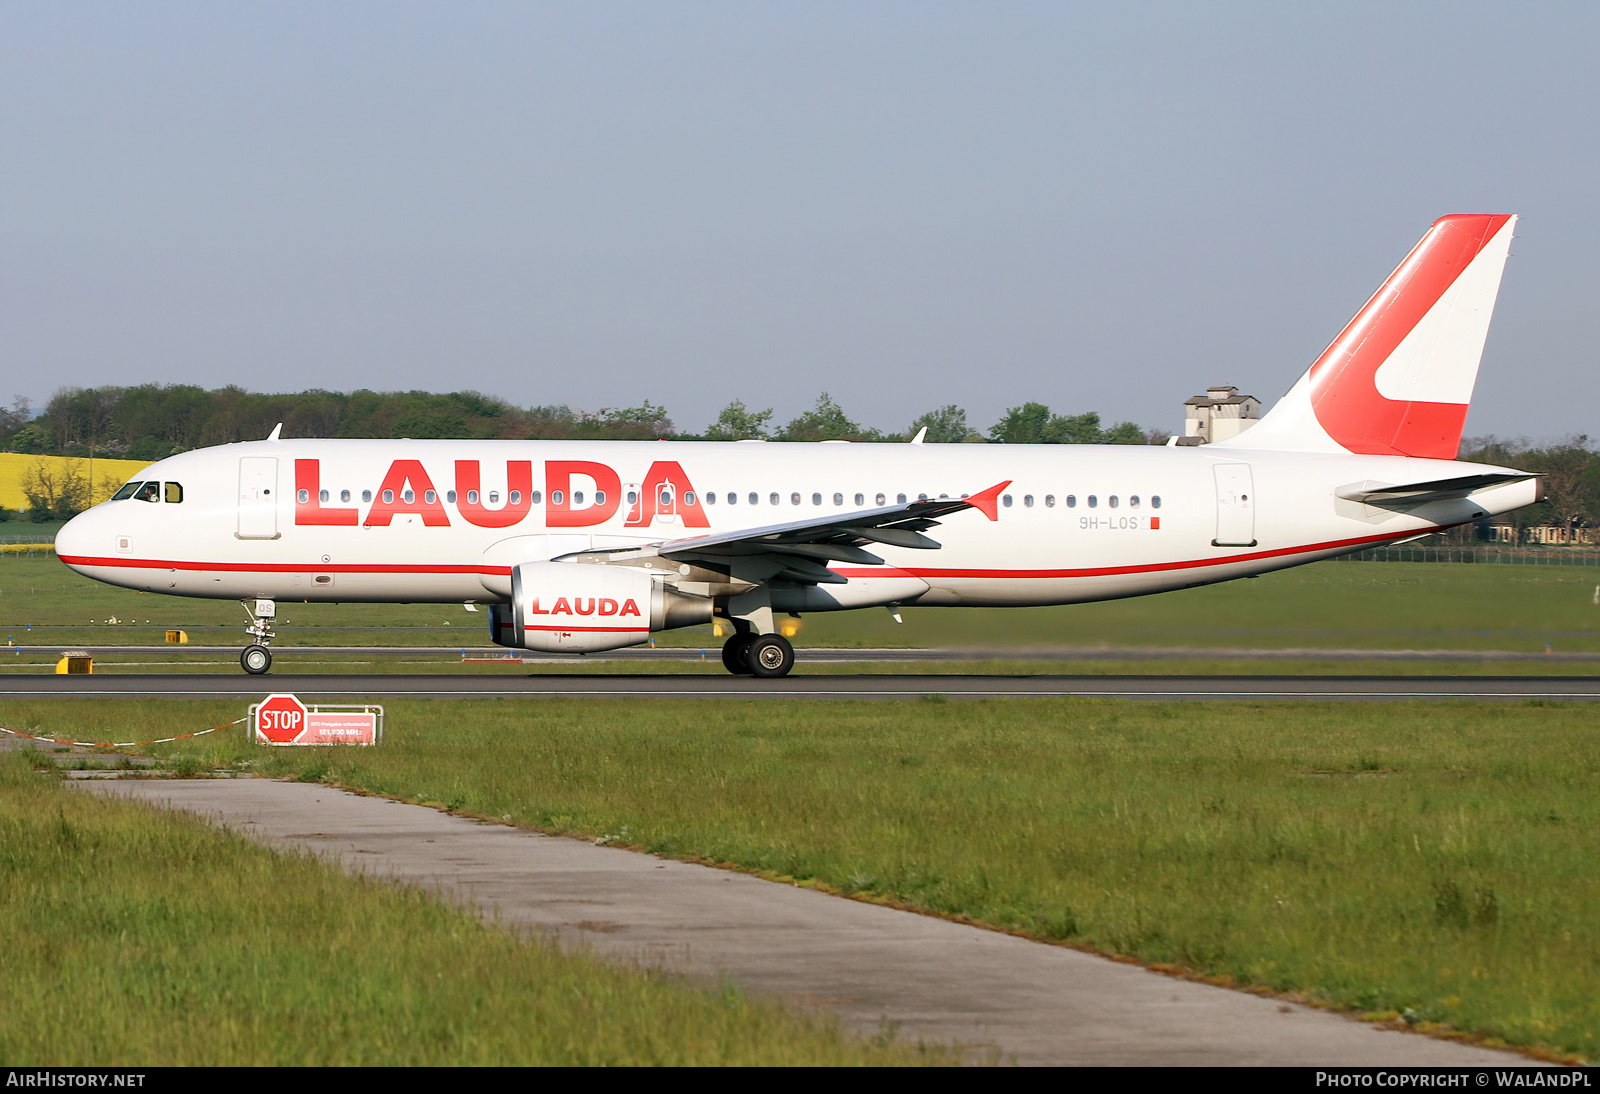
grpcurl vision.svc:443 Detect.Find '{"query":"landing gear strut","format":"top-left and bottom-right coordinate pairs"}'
top-left (720, 631), bottom-right (794, 678)
top-left (240, 599), bottom-right (276, 675)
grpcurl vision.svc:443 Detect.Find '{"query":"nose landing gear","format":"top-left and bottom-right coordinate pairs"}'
top-left (240, 599), bottom-right (276, 675)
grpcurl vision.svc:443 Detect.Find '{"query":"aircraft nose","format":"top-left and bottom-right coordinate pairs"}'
top-left (55, 509), bottom-right (101, 572)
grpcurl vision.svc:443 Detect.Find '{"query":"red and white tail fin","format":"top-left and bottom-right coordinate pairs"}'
top-left (1224, 214), bottom-right (1516, 459)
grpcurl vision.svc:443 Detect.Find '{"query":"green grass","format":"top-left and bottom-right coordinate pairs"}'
top-left (12, 695), bottom-right (1598, 1059)
top-left (4, 554), bottom-right (1598, 654)
top-left (0, 754), bottom-right (945, 1066)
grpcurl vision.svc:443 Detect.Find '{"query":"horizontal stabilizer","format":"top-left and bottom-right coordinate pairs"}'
top-left (1335, 472), bottom-right (1537, 507)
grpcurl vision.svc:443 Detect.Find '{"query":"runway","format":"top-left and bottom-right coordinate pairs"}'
top-left (4, 671), bottom-right (1598, 700)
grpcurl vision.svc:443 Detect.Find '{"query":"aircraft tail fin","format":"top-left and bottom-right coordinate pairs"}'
top-left (1223, 214), bottom-right (1516, 458)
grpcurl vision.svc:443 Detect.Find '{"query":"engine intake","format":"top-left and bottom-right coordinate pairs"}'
top-left (489, 561), bottom-right (710, 653)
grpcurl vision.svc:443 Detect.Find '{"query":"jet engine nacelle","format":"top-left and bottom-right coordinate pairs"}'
top-left (489, 561), bottom-right (711, 653)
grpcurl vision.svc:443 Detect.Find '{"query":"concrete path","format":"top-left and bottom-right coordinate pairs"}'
top-left (85, 779), bottom-right (1527, 1067)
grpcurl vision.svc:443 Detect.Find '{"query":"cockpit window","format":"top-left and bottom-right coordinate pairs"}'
top-left (111, 481), bottom-right (143, 501)
top-left (133, 482), bottom-right (160, 502)
top-left (164, 482), bottom-right (183, 504)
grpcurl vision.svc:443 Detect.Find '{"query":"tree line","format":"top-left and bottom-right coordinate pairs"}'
top-left (0, 385), bottom-right (1164, 459)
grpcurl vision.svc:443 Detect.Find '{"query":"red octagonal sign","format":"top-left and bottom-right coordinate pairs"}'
top-left (255, 692), bottom-right (308, 744)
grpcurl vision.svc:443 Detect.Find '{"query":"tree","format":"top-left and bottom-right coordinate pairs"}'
top-left (907, 405), bottom-right (977, 443)
top-left (989, 402), bottom-right (1053, 444)
top-left (705, 400), bottom-right (773, 440)
top-left (989, 404), bottom-right (1150, 444)
top-left (779, 393), bottom-right (877, 442)
top-left (21, 457), bottom-right (90, 520)
top-left (571, 402), bottom-right (673, 440)
top-left (1101, 421), bottom-right (1149, 445)
top-left (1521, 436), bottom-right (1599, 534)
top-left (1045, 411), bottom-right (1104, 444)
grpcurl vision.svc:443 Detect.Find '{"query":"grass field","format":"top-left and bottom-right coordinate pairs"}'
top-left (2, 554), bottom-right (1598, 657)
top-left (0, 754), bottom-right (946, 1066)
top-left (11, 695), bottom-right (1597, 1062)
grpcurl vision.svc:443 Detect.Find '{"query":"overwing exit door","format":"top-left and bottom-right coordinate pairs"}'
top-left (237, 457), bottom-right (280, 539)
top-left (1213, 463), bottom-right (1256, 546)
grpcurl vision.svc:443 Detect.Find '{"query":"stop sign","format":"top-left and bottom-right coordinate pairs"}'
top-left (256, 692), bottom-right (308, 744)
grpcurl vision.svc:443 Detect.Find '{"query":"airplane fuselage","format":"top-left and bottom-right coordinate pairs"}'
top-left (55, 437), bottom-right (1536, 613)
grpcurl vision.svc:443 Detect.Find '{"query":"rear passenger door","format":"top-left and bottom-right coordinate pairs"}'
top-left (1212, 463), bottom-right (1256, 546)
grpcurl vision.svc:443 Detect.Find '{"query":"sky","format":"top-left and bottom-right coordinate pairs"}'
top-left (3, 1), bottom-right (1597, 441)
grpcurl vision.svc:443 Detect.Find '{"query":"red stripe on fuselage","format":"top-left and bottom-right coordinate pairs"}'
top-left (60, 527), bottom-right (1424, 585)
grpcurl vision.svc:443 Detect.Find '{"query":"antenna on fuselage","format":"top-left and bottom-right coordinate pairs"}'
top-left (266, 423), bottom-right (283, 441)
top-left (909, 427), bottom-right (927, 444)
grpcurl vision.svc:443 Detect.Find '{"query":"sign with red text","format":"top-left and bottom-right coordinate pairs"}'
top-left (252, 694), bottom-right (384, 746)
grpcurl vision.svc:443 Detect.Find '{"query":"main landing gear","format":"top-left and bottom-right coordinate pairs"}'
top-left (240, 598), bottom-right (276, 675)
top-left (720, 631), bottom-right (795, 678)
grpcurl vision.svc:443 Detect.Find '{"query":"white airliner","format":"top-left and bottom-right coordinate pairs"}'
top-left (57, 214), bottom-right (1539, 677)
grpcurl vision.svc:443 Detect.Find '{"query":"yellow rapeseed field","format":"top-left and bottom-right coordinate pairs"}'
top-left (0, 453), bottom-right (150, 511)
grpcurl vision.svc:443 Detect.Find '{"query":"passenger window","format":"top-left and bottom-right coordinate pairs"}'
top-left (918, 493), bottom-right (928, 501)
top-left (595, 490), bottom-right (606, 505)
top-left (446, 490), bottom-right (456, 504)
top-left (854, 493), bottom-right (863, 505)
top-left (467, 490), bottom-right (480, 504)
top-left (659, 490), bottom-right (670, 506)
top-left (812, 493), bottom-right (822, 505)
top-left (833, 493), bottom-right (843, 506)
top-left (791, 492), bottom-right (801, 505)
top-left (425, 490), bottom-right (437, 504)
top-left (551, 491), bottom-right (563, 505)
top-left (574, 491), bottom-right (585, 505)
top-left (164, 482), bottom-right (183, 504)
top-left (876, 493), bottom-right (886, 505)
top-left (896, 494), bottom-right (907, 504)
top-left (769, 493), bottom-right (779, 505)
top-left (531, 491), bottom-right (542, 505)
top-left (726, 492), bottom-right (736, 505)
top-left (1130, 496), bottom-right (1140, 508)
top-left (318, 489), bottom-right (329, 503)
top-left (684, 491), bottom-right (696, 506)
top-left (1066, 495), bottom-right (1076, 507)
top-left (489, 491), bottom-right (501, 504)
top-left (402, 489), bottom-right (414, 504)
top-left (112, 481), bottom-right (142, 501)
top-left (363, 490), bottom-right (373, 503)
top-left (382, 490), bottom-right (394, 504)
top-left (1152, 495), bottom-right (1162, 509)
top-left (1088, 495), bottom-right (1098, 508)
top-left (340, 489), bottom-right (350, 503)
top-left (297, 489), bottom-right (310, 504)
top-left (1109, 496), bottom-right (1119, 508)
top-left (510, 490), bottom-right (522, 505)
top-left (706, 492), bottom-right (716, 504)
top-left (1024, 495), bottom-right (1034, 507)
top-left (627, 491), bottom-right (638, 505)
top-left (1002, 494), bottom-right (1013, 507)
top-left (1045, 495), bottom-right (1055, 507)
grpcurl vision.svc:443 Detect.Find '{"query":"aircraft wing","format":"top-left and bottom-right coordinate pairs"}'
top-left (1335, 472), bottom-right (1537, 507)
top-left (634, 480), bottom-right (1011, 585)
